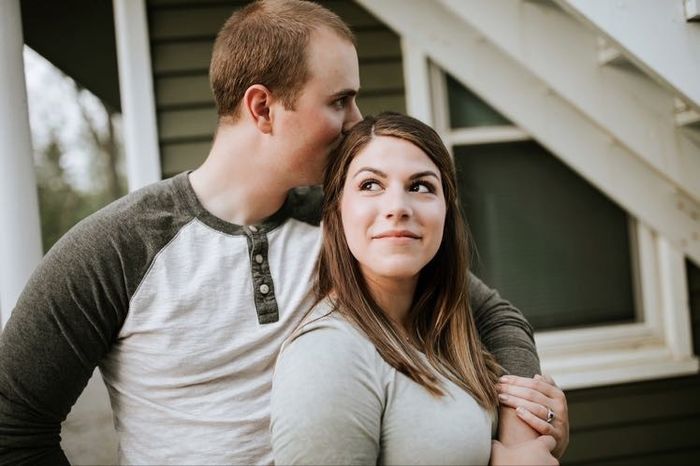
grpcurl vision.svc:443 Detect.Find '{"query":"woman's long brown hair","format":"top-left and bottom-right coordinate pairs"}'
top-left (317, 112), bottom-right (501, 412)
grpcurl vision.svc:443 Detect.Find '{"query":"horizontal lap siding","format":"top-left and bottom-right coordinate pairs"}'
top-left (147, 0), bottom-right (405, 178)
top-left (561, 260), bottom-right (700, 465)
top-left (147, 1), bottom-right (700, 463)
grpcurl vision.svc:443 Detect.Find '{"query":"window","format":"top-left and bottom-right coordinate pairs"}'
top-left (401, 43), bottom-right (698, 388)
top-left (454, 141), bottom-right (635, 331)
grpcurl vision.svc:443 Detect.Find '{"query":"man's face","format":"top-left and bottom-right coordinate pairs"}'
top-left (273, 27), bottom-right (362, 186)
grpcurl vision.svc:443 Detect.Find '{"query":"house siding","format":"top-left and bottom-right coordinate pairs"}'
top-left (146, 1), bottom-right (700, 463)
top-left (147, 0), bottom-right (405, 178)
top-left (560, 260), bottom-right (700, 465)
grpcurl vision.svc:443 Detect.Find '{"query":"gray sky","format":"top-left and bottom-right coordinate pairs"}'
top-left (24, 46), bottom-right (121, 193)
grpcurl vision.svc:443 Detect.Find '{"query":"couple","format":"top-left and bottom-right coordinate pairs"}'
top-left (0, 0), bottom-right (567, 464)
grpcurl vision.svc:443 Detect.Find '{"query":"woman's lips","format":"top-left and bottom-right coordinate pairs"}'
top-left (373, 230), bottom-right (421, 240)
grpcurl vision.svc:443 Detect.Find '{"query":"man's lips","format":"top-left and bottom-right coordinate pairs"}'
top-left (373, 230), bottom-right (421, 239)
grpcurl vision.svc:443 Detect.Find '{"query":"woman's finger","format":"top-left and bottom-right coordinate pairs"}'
top-left (499, 375), bottom-right (558, 398)
top-left (537, 435), bottom-right (557, 452)
top-left (497, 383), bottom-right (552, 408)
top-left (498, 393), bottom-right (550, 420)
top-left (515, 406), bottom-right (557, 438)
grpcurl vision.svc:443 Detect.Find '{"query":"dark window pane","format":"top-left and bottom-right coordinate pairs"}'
top-left (446, 74), bottom-right (512, 128)
top-left (455, 141), bottom-right (636, 330)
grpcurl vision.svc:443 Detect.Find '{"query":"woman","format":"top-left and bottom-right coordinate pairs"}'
top-left (270, 113), bottom-right (559, 465)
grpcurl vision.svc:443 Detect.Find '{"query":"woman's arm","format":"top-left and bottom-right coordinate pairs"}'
top-left (270, 322), bottom-right (383, 465)
top-left (497, 374), bottom-right (570, 458)
top-left (493, 402), bottom-right (558, 465)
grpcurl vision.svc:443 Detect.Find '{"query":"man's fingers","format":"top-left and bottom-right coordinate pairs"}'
top-left (536, 373), bottom-right (559, 388)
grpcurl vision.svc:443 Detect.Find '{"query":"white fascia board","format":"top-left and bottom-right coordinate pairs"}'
top-left (447, 127), bottom-right (530, 146)
top-left (355, 0), bottom-right (700, 267)
top-left (113, 0), bottom-right (162, 191)
top-left (401, 39), bottom-right (433, 126)
top-left (556, 0), bottom-right (700, 110)
top-left (439, 0), bottom-right (700, 206)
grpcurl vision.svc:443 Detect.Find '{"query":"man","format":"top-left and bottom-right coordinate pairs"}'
top-left (0, 1), bottom-right (567, 464)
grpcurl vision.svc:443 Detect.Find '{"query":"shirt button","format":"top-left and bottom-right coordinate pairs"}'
top-left (255, 254), bottom-right (263, 264)
top-left (248, 225), bottom-right (258, 233)
top-left (259, 284), bottom-right (270, 295)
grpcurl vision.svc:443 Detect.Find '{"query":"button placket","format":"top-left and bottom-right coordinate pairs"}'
top-left (246, 228), bottom-right (279, 324)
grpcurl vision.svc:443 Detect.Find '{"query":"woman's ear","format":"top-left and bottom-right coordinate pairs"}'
top-left (242, 84), bottom-right (273, 134)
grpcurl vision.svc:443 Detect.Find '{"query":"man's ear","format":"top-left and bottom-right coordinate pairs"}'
top-left (242, 84), bottom-right (273, 133)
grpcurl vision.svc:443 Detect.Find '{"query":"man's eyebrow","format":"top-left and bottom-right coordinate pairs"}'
top-left (331, 88), bottom-right (359, 98)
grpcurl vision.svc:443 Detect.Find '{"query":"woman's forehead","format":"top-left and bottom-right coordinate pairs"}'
top-left (348, 136), bottom-right (439, 175)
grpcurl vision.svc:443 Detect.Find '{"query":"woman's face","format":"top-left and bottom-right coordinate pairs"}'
top-left (340, 135), bottom-right (447, 283)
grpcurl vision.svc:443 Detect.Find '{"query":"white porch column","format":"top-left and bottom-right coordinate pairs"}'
top-left (0, 0), bottom-right (44, 328)
top-left (113, 0), bottom-right (162, 192)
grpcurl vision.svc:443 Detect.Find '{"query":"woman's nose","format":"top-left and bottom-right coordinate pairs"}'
top-left (384, 189), bottom-right (412, 219)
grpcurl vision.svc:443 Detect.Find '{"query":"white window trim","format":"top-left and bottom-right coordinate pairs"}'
top-left (403, 44), bottom-right (698, 389)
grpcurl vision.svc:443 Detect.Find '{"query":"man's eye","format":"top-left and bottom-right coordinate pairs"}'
top-left (360, 180), bottom-right (381, 191)
top-left (333, 97), bottom-right (347, 109)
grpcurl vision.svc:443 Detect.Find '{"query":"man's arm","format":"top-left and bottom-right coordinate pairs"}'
top-left (0, 216), bottom-right (132, 464)
top-left (468, 274), bottom-right (570, 459)
top-left (468, 272), bottom-right (540, 377)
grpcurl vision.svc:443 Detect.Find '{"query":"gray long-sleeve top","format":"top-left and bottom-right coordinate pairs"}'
top-left (271, 301), bottom-right (498, 465)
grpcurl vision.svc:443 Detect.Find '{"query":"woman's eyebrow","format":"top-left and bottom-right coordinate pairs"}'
top-left (410, 171), bottom-right (439, 181)
top-left (352, 167), bottom-right (386, 179)
top-left (352, 168), bottom-right (440, 180)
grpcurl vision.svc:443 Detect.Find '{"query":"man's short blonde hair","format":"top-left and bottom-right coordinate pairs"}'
top-left (210, 0), bottom-right (355, 121)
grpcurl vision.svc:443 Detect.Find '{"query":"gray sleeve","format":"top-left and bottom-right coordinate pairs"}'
top-left (271, 322), bottom-right (383, 465)
top-left (468, 273), bottom-right (541, 377)
top-left (0, 222), bottom-right (128, 464)
top-left (0, 184), bottom-right (183, 464)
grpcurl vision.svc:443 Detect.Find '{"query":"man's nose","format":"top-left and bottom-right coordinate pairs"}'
top-left (342, 101), bottom-right (363, 134)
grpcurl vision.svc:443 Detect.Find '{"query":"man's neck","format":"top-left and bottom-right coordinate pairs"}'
top-left (189, 125), bottom-right (290, 226)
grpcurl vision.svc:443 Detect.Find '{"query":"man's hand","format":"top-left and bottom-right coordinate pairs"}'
top-left (491, 435), bottom-right (558, 465)
top-left (496, 374), bottom-right (569, 459)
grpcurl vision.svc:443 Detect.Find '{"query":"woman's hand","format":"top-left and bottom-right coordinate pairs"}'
top-left (491, 436), bottom-right (558, 465)
top-left (496, 374), bottom-right (569, 459)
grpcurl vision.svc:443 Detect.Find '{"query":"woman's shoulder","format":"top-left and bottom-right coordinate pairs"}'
top-left (281, 298), bottom-right (376, 361)
top-left (273, 298), bottom-right (387, 404)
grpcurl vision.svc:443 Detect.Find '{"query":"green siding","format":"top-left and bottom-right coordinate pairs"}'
top-left (562, 260), bottom-right (700, 465)
top-left (147, 2), bottom-right (700, 463)
top-left (147, 0), bottom-right (405, 178)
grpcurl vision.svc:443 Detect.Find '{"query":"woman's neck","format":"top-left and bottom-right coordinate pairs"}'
top-left (363, 273), bottom-right (418, 333)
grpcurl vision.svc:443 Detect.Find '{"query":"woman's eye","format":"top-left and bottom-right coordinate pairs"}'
top-left (410, 181), bottom-right (434, 193)
top-left (360, 180), bottom-right (381, 191)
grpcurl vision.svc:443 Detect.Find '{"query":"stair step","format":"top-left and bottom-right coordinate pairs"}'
top-left (675, 98), bottom-right (700, 128)
top-left (685, 0), bottom-right (700, 21)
